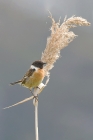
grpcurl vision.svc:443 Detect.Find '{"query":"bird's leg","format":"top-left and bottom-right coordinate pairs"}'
top-left (30, 89), bottom-right (38, 102)
top-left (37, 86), bottom-right (40, 89)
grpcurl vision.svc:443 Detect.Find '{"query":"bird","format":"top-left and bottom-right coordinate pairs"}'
top-left (10, 61), bottom-right (46, 93)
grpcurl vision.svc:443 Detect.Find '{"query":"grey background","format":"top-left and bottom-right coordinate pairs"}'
top-left (0, 0), bottom-right (93, 140)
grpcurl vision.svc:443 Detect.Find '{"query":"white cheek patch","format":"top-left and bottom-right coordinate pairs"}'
top-left (30, 65), bottom-right (39, 71)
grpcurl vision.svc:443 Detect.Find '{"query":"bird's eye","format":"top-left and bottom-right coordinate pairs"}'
top-left (33, 68), bottom-right (35, 71)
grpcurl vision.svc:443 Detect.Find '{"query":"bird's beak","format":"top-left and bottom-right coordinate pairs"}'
top-left (43, 62), bottom-right (47, 65)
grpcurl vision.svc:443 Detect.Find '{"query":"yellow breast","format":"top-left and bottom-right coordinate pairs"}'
top-left (24, 69), bottom-right (45, 89)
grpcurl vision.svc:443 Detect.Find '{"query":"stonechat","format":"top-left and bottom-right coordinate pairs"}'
top-left (10, 61), bottom-right (46, 92)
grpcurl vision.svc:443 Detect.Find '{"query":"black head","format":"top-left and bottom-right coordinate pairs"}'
top-left (32, 61), bottom-right (46, 69)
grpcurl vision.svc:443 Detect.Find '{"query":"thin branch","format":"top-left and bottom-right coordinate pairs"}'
top-left (35, 101), bottom-right (39, 140)
top-left (3, 96), bottom-right (33, 109)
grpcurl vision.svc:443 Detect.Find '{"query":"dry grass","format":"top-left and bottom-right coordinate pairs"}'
top-left (41, 13), bottom-right (90, 77)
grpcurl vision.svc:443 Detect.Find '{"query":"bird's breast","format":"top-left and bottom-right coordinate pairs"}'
top-left (24, 69), bottom-right (45, 88)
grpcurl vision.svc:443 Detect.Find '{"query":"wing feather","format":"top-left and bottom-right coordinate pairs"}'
top-left (10, 68), bottom-right (35, 85)
top-left (21, 69), bottom-right (35, 84)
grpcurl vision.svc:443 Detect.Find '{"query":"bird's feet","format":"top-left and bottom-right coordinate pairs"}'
top-left (30, 89), bottom-right (38, 102)
top-left (33, 95), bottom-right (38, 102)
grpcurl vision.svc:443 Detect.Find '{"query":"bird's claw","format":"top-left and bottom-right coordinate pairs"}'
top-left (30, 89), bottom-right (38, 102)
top-left (33, 95), bottom-right (38, 102)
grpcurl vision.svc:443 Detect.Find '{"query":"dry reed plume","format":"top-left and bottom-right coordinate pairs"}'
top-left (41, 14), bottom-right (90, 78)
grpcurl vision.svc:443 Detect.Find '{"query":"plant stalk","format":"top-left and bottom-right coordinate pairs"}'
top-left (35, 101), bottom-right (39, 140)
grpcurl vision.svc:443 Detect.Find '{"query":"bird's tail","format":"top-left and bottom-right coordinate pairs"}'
top-left (10, 80), bottom-right (22, 85)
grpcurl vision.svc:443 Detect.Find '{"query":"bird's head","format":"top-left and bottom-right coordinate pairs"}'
top-left (30, 61), bottom-right (46, 70)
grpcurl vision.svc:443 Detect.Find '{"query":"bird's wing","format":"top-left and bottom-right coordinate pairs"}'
top-left (10, 68), bottom-right (35, 85)
top-left (21, 68), bottom-right (35, 84)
